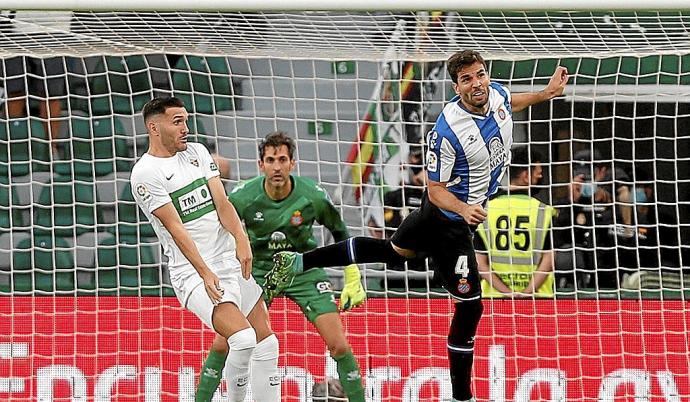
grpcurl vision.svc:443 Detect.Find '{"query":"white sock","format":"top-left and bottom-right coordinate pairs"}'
top-left (224, 327), bottom-right (256, 402)
top-left (250, 334), bottom-right (281, 402)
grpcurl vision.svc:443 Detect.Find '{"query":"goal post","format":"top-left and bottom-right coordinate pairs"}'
top-left (0, 8), bottom-right (688, 402)
top-left (3, 0), bottom-right (690, 10)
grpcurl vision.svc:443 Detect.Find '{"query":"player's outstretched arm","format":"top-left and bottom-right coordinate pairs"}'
top-left (511, 66), bottom-right (569, 113)
top-left (152, 203), bottom-right (223, 303)
top-left (207, 176), bottom-right (253, 279)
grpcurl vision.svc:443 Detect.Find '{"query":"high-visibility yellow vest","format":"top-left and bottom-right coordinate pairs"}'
top-left (476, 194), bottom-right (555, 298)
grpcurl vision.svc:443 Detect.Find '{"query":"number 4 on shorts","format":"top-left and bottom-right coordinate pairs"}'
top-left (454, 255), bottom-right (469, 278)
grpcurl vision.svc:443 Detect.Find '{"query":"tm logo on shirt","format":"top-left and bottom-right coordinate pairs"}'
top-left (171, 179), bottom-right (216, 223)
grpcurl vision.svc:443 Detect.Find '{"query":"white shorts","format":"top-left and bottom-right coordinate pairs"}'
top-left (173, 259), bottom-right (263, 330)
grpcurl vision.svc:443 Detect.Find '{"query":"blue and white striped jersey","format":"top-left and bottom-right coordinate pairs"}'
top-left (426, 82), bottom-right (514, 222)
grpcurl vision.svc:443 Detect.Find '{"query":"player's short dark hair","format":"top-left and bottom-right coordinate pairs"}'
top-left (142, 97), bottom-right (186, 123)
top-left (446, 50), bottom-right (487, 84)
top-left (510, 146), bottom-right (542, 181)
top-left (259, 131), bottom-right (296, 160)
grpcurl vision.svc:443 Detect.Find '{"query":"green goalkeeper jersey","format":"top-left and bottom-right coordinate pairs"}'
top-left (228, 175), bottom-right (349, 273)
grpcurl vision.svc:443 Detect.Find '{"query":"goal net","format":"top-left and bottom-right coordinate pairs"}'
top-left (0, 9), bottom-right (689, 401)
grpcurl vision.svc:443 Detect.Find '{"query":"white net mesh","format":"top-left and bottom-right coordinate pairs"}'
top-left (2, 11), bottom-right (690, 58)
top-left (0, 10), bottom-right (688, 401)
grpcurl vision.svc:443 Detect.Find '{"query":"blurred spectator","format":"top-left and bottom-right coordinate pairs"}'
top-left (573, 149), bottom-right (634, 235)
top-left (475, 147), bottom-right (556, 298)
top-left (202, 140), bottom-right (231, 180)
top-left (368, 146), bottom-right (437, 289)
top-left (0, 11), bottom-right (72, 157)
top-left (211, 152), bottom-right (231, 180)
top-left (378, 146), bottom-right (426, 239)
top-left (632, 171), bottom-right (659, 269)
top-left (553, 149), bottom-right (634, 289)
top-left (622, 169), bottom-right (685, 290)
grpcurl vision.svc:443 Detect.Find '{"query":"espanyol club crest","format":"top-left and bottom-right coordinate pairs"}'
top-left (457, 279), bottom-right (471, 294)
top-left (497, 107), bottom-right (506, 120)
top-left (190, 157), bottom-right (199, 167)
top-left (290, 210), bottom-right (303, 226)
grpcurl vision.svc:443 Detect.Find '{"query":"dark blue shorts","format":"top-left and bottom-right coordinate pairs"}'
top-left (391, 193), bottom-right (481, 301)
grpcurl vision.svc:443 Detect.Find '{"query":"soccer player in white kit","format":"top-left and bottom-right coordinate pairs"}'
top-left (130, 97), bottom-right (280, 401)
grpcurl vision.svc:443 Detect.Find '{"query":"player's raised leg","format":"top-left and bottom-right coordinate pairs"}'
top-left (265, 236), bottom-right (410, 299)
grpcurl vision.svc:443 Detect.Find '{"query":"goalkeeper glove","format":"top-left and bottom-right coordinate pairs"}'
top-left (340, 264), bottom-right (366, 311)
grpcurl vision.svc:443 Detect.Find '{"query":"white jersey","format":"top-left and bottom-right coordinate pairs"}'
top-left (130, 142), bottom-right (236, 287)
top-left (426, 82), bottom-right (514, 221)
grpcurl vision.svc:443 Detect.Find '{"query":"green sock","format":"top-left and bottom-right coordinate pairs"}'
top-left (195, 349), bottom-right (227, 402)
top-left (334, 351), bottom-right (365, 402)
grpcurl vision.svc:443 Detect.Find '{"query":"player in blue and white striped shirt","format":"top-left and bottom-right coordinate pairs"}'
top-left (266, 50), bottom-right (569, 402)
top-left (426, 80), bottom-right (515, 219)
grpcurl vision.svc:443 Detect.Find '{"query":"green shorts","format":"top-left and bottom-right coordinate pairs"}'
top-left (255, 267), bottom-right (338, 323)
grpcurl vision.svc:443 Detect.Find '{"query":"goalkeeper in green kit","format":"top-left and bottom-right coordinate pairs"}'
top-left (196, 131), bottom-right (366, 401)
